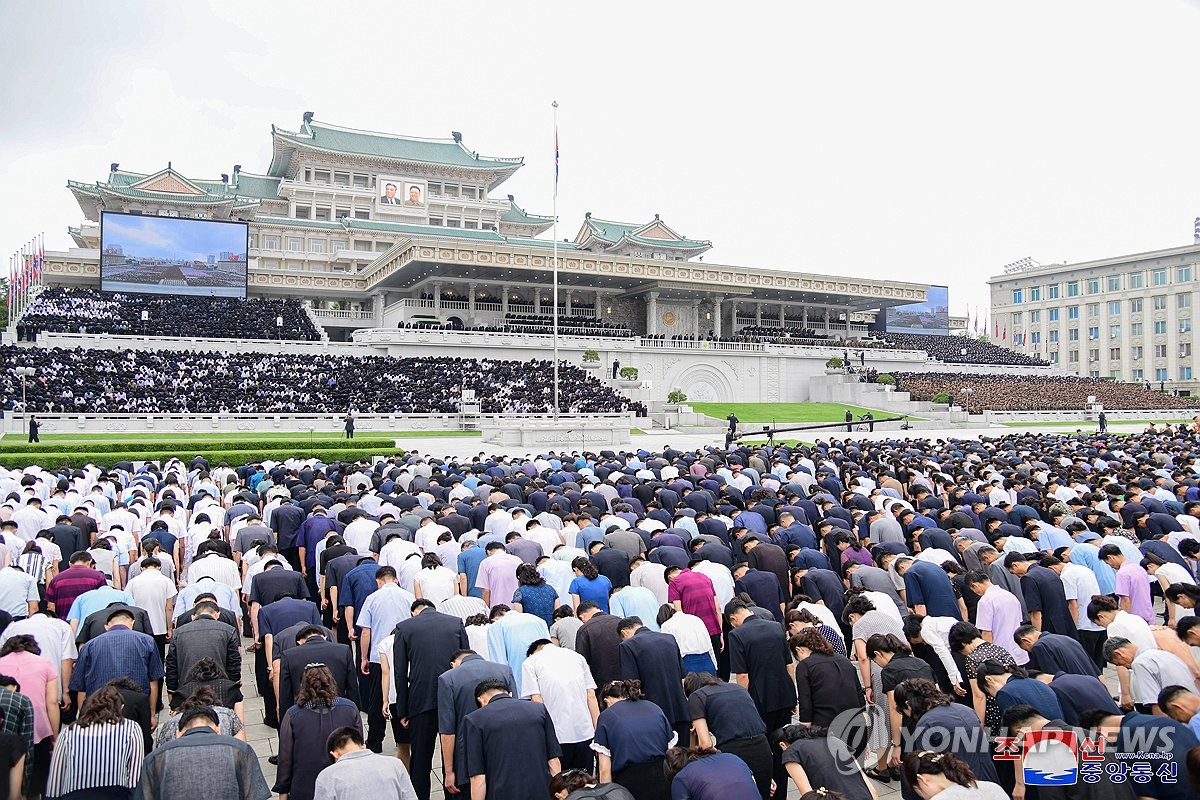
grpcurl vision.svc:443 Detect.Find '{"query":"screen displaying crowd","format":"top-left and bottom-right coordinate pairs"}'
top-left (15, 288), bottom-right (322, 342)
top-left (0, 428), bottom-right (1197, 799)
top-left (0, 347), bottom-right (646, 416)
top-left (896, 371), bottom-right (1200, 412)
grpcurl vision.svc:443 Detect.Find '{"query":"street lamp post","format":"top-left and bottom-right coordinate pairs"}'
top-left (276, 315), bottom-right (283, 341)
top-left (140, 309), bottom-right (148, 337)
top-left (960, 386), bottom-right (975, 416)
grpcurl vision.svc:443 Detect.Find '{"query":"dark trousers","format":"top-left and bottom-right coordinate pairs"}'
top-left (721, 735), bottom-right (772, 800)
top-left (29, 737), bottom-right (52, 798)
top-left (408, 709), bottom-right (439, 800)
top-left (304, 570), bottom-right (319, 605)
top-left (255, 646), bottom-right (278, 729)
top-left (365, 662), bottom-right (385, 750)
top-left (1079, 628), bottom-right (1108, 671)
top-left (713, 631), bottom-right (729, 681)
top-left (280, 547), bottom-right (302, 573)
top-left (761, 708), bottom-right (792, 800)
top-left (560, 740), bottom-right (595, 772)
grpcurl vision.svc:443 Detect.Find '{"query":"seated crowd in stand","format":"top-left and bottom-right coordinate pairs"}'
top-left (896, 371), bottom-right (1199, 411)
top-left (0, 347), bottom-right (646, 415)
top-left (1, 428), bottom-right (1199, 799)
top-left (500, 313), bottom-right (630, 337)
top-left (880, 332), bottom-right (1048, 367)
top-left (15, 287), bottom-right (322, 342)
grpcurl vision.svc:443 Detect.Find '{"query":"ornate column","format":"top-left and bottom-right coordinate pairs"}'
top-left (779, 304), bottom-right (786, 326)
top-left (803, 306), bottom-right (808, 329)
top-left (691, 298), bottom-right (701, 336)
top-left (713, 295), bottom-right (723, 338)
top-left (755, 303), bottom-right (762, 326)
top-left (372, 293), bottom-right (384, 325)
top-left (433, 282), bottom-right (442, 315)
top-left (595, 290), bottom-right (604, 320)
top-left (535, 292), bottom-right (541, 314)
top-left (647, 291), bottom-right (659, 336)
top-left (468, 282), bottom-right (477, 314)
top-left (502, 284), bottom-right (510, 315)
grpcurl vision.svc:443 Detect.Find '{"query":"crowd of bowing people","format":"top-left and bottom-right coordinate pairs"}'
top-left (0, 429), bottom-right (1195, 798)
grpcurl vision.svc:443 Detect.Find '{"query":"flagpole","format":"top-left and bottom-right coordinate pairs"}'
top-left (552, 100), bottom-right (560, 418)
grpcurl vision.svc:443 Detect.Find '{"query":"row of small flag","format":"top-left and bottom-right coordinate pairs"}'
top-left (7, 234), bottom-right (44, 321)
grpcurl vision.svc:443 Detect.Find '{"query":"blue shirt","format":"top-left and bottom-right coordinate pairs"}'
top-left (338, 562), bottom-right (379, 632)
top-left (569, 575), bottom-right (613, 613)
top-left (671, 753), bottom-right (760, 800)
top-left (996, 678), bottom-right (1064, 721)
top-left (66, 586), bottom-right (135, 625)
top-left (70, 625), bottom-right (164, 694)
top-left (593, 698), bottom-right (673, 774)
top-left (486, 612), bottom-right (549, 695)
top-left (902, 560), bottom-right (962, 620)
top-left (176, 579), bottom-right (241, 616)
top-left (511, 583), bottom-right (558, 627)
top-left (1067, 543), bottom-right (1117, 595)
top-left (609, 587), bottom-right (661, 631)
top-left (457, 547), bottom-right (487, 599)
top-left (356, 583), bottom-right (415, 662)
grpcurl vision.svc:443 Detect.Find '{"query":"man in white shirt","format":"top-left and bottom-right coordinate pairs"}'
top-left (125, 558), bottom-right (178, 655)
top-left (536, 556), bottom-right (574, 609)
top-left (0, 611), bottom-right (76, 705)
top-left (1045, 555), bottom-right (1106, 667)
top-left (691, 559), bottom-right (735, 610)
top-left (11, 498), bottom-right (52, 543)
top-left (523, 521), bottom-right (562, 555)
top-left (0, 565), bottom-right (39, 620)
top-left (414, 517), bottom-right (451, 554)
top-left (629, 557), bottom-right (670, 606)
top-left (522, 639), bottom-right (599, 770)
top-left (189, 551), bottom-right (241, 590)
top-left (344, 514), bottom-right (380, 555)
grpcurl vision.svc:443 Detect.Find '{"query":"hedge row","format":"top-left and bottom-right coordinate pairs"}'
top-left (0, 437), bottom-right (397, 455)
top-left (0, 445), bottom-right (404, 471)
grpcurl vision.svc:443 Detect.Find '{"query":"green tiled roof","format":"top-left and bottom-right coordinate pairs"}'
top-left (501, 198), bottom-right (552, 225)
top-left (623, 233), bottom-right (710, 249)
top-left (278, 120), bottom-right (524, 170)
top-left (584, 218), bottom-right (640, 244)
top-left (231, 172), bottom-right (282, 200)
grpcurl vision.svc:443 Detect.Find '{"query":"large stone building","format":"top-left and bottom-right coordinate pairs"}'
top-left (989, 243), bottom-right (1200, 394)
top-left (49, 113), bottom-right (928, 342)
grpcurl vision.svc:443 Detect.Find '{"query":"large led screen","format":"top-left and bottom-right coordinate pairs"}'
top-left (885, 284), bottom-right (949, 335)
top-left (100, 212), bottom-right (248, 298)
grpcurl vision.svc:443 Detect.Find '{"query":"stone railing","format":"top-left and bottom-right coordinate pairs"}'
top-left (1, 411), bottom-right (634, 437)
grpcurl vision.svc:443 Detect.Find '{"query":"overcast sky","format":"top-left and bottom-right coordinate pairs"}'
top-left (3, 0), bottom-right (1200, 320)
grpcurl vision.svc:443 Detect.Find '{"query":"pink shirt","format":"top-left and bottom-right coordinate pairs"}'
top-left (1115, 562), bottom-right (1155, 624)
top-left (0, 651), bottom-right (57, 742)
top-left (976, 584), bottom-right (1028, 665)
top-left (475, 552), bottom-right (523, 608)
top-left (667, 569), bottom-right (721, 635)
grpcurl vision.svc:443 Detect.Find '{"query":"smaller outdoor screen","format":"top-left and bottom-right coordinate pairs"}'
top-left (885, 284), bottom-right (949, 335)
top-left (100, 212), bottom-right (248, 298)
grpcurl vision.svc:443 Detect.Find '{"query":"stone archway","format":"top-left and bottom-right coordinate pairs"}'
top-left (666, 362), bottom-right (736, 403)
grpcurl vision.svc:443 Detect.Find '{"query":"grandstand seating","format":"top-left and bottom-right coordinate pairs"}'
top-left (0, 346), bottom-right (645, 416)
top-left (879, 332), bottom-right (1047, 367)
top-left (16, 287), bottom-right (322, 341)
top-left (894, 371), bottom-right (1197, 411)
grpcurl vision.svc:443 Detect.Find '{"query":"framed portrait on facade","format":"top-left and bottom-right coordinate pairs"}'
top-left (376, 175), bottom-right (425, 214)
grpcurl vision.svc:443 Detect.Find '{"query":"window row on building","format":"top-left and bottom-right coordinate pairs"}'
top-left (1009, 265), bottom-right (1194, 304)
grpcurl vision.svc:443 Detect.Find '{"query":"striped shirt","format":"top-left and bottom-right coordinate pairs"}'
top-left (44, 718), bottom-right (143, 798)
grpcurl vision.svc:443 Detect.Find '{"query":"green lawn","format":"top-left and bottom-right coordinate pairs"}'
top-left (11, 430), bottom-right (480, 443)
top-left (690, 402), bottom-right (920, 424)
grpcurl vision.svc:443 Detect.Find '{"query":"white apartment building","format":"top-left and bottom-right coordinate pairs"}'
top-left (989, 243), bottom-right (1200, 394)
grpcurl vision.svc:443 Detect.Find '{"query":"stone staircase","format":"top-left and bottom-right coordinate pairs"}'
top-left (302, 304), bottom-right (330, 342)
top-left (809, 372), bottom-right (971, 426)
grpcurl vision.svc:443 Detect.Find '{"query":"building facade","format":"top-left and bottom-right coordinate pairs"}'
top-left (989, 243), bottom-right (1200, 393)
top-left (42, 113), bottom-right (928, 342)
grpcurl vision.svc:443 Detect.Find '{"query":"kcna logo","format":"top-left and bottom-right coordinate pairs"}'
top-left (995, 730), bottom-right (1095, 786)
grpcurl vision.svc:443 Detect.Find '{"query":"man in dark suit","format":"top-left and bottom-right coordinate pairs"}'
top-left (393, 599), bottom-right (468, 800)
top-left (574, 602), bottom-right (622, 688)
top-left (728, 602), bottom-right (796, 798)
top-left (437, 649), bottom-right (516, 796)
top-left (45, 516), bottom-right (86, 571)
top-left (277, 625), bottom-right (359, 715)
top-left (463, 680), bottom-right (561, 800)
top-left (164, 601), bottom-right (240, 695)
top-left (77, 602), bottom-right (152, 645)
top-left (616, 616), bottom-right (690, 741)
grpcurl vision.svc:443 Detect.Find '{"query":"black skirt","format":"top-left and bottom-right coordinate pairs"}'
top-left (614, 756), bottom-right (669, 800)
top-left (719, 734), bottom-right (773, 799)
